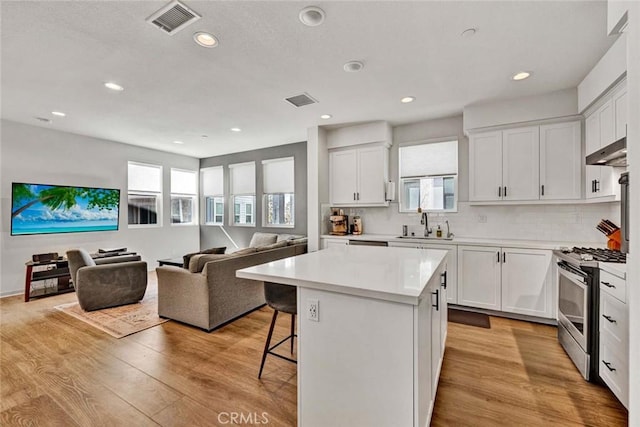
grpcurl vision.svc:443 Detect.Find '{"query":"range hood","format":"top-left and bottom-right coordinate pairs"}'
top-left (586, 136), bottom-right (627, 167)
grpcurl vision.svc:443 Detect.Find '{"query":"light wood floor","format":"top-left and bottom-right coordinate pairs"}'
top-left (1, 278), bottom-right (627, 426)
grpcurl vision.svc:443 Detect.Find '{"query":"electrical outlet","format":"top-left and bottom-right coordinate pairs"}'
top-left (307, 298), bottom-right (319, 322)
top-left (478, 214), bottom-right (487, 223)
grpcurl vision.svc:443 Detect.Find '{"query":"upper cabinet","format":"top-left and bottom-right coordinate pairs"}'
top-left (329, 144), bottom-right (389, 207)
top-left (469, 121), bottom-right (581, 202)
top-left (584, 81), bottom-right (626, 200)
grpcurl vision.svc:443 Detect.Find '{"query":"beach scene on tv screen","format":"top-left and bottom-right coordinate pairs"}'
top-left (11, 183), bottom-right (120, 235)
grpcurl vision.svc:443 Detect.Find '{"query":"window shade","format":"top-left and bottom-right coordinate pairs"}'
top-left (202, 166), bottom-right (223, 195)
top-left (262, 157), bottom-right (294, 193)
top-left (128, 162), bottom-right (162, 193)
top-left (171, 169), bottom-right (197, 195)
top-left (400, 140), bottom-right (458, 178)
top-left (229, 162), bottom-right (256, 195)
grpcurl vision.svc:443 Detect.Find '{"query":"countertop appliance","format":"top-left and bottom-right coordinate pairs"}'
top-left (329, 214), bottom-right (349, 236)
top-left (553, 247), bottom-right (626, 381)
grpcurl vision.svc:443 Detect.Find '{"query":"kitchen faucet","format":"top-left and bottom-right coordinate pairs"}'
top-left (446, 220), bottom-right (454, 238)
top-left (421, 212), bottom-right (432, 237)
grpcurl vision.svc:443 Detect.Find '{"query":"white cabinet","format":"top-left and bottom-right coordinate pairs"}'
top-left (329, 144), bottom-right (389, 207)
top-left (429, 267), bottom-right (447, 400)
top-left (599, 269), bottom-right (628, 408)
top-left (457, 246), bottom-right (501, 310)
top-left (540, 122), bottom-right (582, 200)
top-left (458, 245), bottom-right (554, 318)
top-left (470, 123), bottom-right (580, 203)
top-left (389, 241), bottom-right (458, 304)
top-left (321, 238), bottom-right (348, 249)
top-left (584, 81), bottom-right (626, 200)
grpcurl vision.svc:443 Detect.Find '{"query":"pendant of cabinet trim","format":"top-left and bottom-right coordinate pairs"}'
top-left (469, 121), bottom-right (581, 202)
top-left (329, 143), bottom-right (390, 207)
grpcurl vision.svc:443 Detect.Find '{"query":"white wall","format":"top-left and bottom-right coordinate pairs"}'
top-left (463, 88), bottom-right (578, 131)
top-left (0, 120), bottom-right (200, 297)
top-left (307, 126), bottom-right (329, 252)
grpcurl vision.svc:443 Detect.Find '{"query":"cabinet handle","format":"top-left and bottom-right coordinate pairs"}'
top-left (357, 192), bottom-right (360, 201)
top-left (504, 186), bottom-right (507, 197)
top-left (602, 314), bottom-right (617, 324)
top-left (497, 251), bottom-right (500, 263)
top-left (602, 360), bottom-right (616, 372)
top-left (591, 180), bottom-right (594, 193)
top-left (503, 252), bottom-right (506, 263)
top-left (440, 271), bottom-right (447, 289)
top-left (541, 185), bottom-right (545, 196)
top-left (498, 187), bottom-right (502, 197)
top-left (353, 192), bottom-right (356, 200)
top-left (601, 281), bottom-right (616, 289)
top-left (432, 289), bottom-right (439, 311)
top-left (595, 180), bottom-right (600, 192)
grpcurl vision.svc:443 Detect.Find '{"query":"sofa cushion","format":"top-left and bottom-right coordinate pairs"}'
top-left (188, 253), bottom-right (232, 273)
top-left (230, 247), bottom-right (259, 256)
top-left (256, 241), bottom-right (289, 251)
top-left (183, 247), bottom-right (226, 268)
top-left (276, 234), bottom-right (304, 242)
top-left (288, 237), bottom-right (308, 245)
top-left (249, 232), bottom-right (278, 248)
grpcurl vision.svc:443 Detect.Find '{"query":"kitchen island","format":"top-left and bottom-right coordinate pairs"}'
top-left (237, 245), bottom-right (448, 427)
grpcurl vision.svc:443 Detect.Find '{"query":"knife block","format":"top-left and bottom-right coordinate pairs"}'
top-left (607, 229), bottom-right (622, 251)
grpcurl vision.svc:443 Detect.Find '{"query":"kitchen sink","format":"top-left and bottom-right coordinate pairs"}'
top-left (396, 236), bottom-right (454, 241)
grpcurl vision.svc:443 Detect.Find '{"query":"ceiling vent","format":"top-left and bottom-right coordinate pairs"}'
top-left (284, 93), bottom-right (318, 108)
top-left (146, 0), bottom-right (201, 35)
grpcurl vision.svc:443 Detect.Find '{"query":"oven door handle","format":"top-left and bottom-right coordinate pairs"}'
top-left (557, 264), bottom-right (588, 288)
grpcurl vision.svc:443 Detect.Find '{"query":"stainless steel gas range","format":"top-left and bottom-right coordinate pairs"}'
top-left (553, 247), bottom-right (627, 381)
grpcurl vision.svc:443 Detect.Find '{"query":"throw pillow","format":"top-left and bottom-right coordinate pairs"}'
top-left (256, 241), bottom-right (289, 251)
top-left (183, 247), bottom-right (226, 268)
top-left (249, 232), bottom-right (278, 248)
top-left (276, 234), bottom-right (303, 243)
top-left (287, 237), bottom-right (308, 245)
top-left (188, 253), bottom-right (231, 273)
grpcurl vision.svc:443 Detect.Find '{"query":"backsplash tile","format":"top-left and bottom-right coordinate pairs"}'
top-left (348, 201), bottom-right (620, 244)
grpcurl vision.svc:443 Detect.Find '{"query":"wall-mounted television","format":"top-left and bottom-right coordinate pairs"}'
top-left (11, 182), bottom-right (120, 236)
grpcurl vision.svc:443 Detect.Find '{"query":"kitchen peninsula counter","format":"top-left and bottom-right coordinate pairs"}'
top-left (237, 245), bottom-right (449, 427)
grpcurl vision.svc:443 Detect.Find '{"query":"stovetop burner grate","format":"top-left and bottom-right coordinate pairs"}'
top-left (572, 247), bottom-right (626, 263)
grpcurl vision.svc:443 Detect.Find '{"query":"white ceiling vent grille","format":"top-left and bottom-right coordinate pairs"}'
top-left (146, 0), bottom-right (201, 35)
top-left (284, 93), bottom-right (318, 108)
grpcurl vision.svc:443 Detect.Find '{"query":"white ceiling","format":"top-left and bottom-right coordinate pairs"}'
top-left (1, 1), bottom-right (615, 159)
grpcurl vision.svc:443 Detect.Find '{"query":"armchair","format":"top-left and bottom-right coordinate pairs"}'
top-left (66, 249), bottom-right (148, 311)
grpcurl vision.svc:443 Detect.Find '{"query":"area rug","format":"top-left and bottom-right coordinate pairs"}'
top-left (54, 278), bottom-right (167, 338)
top-left (448, 308), bottom-right (491, 329)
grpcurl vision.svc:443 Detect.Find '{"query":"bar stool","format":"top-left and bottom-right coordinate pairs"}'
top-left (258, 282), bottom-right (297, 379)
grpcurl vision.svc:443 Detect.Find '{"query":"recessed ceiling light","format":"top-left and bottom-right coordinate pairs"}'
top-left (401, 96), bottom-right (415, 103)
top-left (343, 61), bottom-right (364, 72)
top-left (51, 111), bottom-right (66, 117)
top-left (104, 82), bottom-right (124, 91)
top-left (461, 28), bottom-right (477, 38)
top-left (512, 71), bottom-right (531, 81)
top-left (173, 140), bottom-right (184, 144)
top-left (299, 6), bottom-right (325, 27)
top-left (320, 114), bottom-right (332, 119)
top-left (193, 32), bottom-right (218, 48)
top-left (35, 117), bottom-right (52, 124)
top-left (230, 127), bottom-right (242, 132)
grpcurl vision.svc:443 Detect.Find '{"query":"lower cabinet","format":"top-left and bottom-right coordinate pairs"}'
top-left (458, 245), bottom-right (554, 318)
top-left (599, 269), bottom-right (628, 408)
top-left (321, 238), bottom-right (348, 249)
top-left (388, 242), bottom-right (458, 304)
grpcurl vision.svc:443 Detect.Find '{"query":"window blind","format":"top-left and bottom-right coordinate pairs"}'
top-left (128, 162), bottom-right (162, 193)
top-left (262, 157), bottom-right (294, 193)
top-left (171, 169), bottom-right (197, 195)
top-left (201, 166), bottom-right (224, 196)
top-left (399, 140), bottom-right (458, 178)
top-left (229, 162), bottom-right (256, 195)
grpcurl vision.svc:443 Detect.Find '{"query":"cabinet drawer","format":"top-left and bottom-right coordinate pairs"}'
top-left (599, 270), bottom-right (626, 303)
top-left (599, 291), bottom-right (628, 350)
top-left (599, 334), bottom-right (628, 408)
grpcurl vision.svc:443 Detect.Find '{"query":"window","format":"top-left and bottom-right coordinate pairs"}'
top-left (399, 140), bottom-right (458, 212)
top-left (262, 157), bottom-right (295, 227)
top-left (229, 162), bottom-right (256, 226)
top-left (170, 168), bottom-right (197, 225)
top-left (128, 162), bottom-right (162, 226)
top-left (202, 166), bottom-right (224, 225)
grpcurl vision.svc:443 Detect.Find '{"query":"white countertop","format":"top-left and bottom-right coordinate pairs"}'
top-left (322, 233), bottom-right (605, 251)
top-left (236, 245), bottom-right (448, 305)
